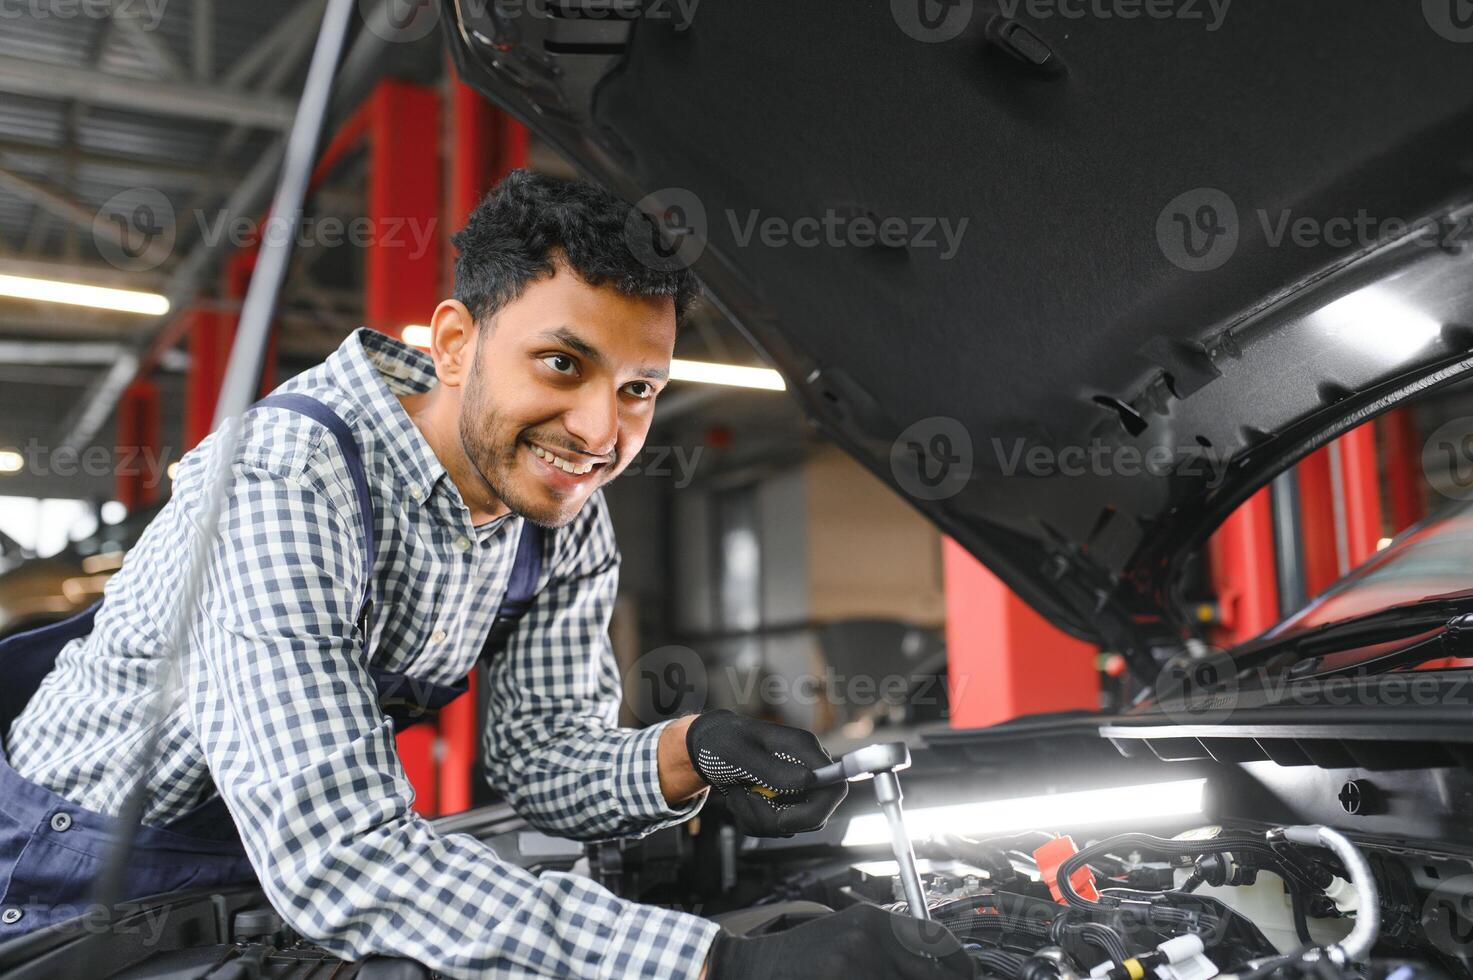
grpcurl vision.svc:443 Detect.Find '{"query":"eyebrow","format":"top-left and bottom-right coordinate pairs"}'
top-left (541, 326), bottom-right (668, 382)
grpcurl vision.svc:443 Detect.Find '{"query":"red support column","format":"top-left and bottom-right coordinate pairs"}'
top-left (1206, 488), bottom-right (1280, 646)
top-left (1334, 426), bottom-right (1385, 570)
top-left (115, 378), bottom-right (161, 513)
top-left (1379, 409), bottom-right (1425, 535)
top-left (942, 539), bottom-right (1098, 730)
top-left (1295, 449), bottom-right (1340, 598)
top-left (436, 78), bottom-right (530, 814)
top-left (365, 78), bottom-right (445, 812)
top-left (184, 307), bottom-right (234, 450)
top-left (366, 80), bottom-right (442, 339)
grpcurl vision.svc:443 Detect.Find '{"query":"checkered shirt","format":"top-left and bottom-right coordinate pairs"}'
top-left (6, 327), bottom-right (719, 978)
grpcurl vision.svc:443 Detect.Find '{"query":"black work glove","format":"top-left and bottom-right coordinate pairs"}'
top-left (706, 904), bottom-right (975, 979)
top-left (685, 709), bottom-right (848, 837)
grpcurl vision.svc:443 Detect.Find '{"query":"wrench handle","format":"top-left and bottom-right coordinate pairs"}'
top-left (811, 760), bottom-right (847, 786)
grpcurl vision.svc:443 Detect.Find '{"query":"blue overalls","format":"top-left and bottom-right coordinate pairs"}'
top-left (0, 394), bottom-right (543, 938)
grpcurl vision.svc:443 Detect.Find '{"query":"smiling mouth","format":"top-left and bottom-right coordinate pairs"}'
top-left (528, 441), bottom-right (602, 476)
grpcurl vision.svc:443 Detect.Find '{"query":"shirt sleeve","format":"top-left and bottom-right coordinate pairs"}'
top-left (481, 491), bottom-right (709, 842)
top-left (177, 420), bottom-right (719, 978)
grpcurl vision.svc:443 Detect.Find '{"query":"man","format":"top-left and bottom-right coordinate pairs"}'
top-left (0, 172), bottom-right (970, 978)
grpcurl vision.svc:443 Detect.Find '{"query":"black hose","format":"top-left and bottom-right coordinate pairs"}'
top-left (1054, 833), bottom-right (1325, 913)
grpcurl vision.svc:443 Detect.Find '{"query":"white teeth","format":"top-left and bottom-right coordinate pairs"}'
top-left (530, 444), bottom-right (594, 476)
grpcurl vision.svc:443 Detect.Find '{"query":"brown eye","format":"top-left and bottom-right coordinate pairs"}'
top-left (624, 381), bottom-right (655, 399)
top-left (542, 354), bottom-right (577, 375)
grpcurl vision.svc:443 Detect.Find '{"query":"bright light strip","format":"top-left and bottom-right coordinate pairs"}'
top-left (402, 324), bottom-right (432, 348)
top-left (840, 778), bottom-right (1207, 848)
top-left (0, 450), bottom-right (22, 474)
top-left (670, 358), bottom-right (785, 391)
top-left (1316, 287), bottom-right (1441, 363)
top-left (0, 273), bottom-right (169, 316)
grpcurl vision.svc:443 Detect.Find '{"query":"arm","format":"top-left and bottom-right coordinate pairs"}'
top-left (177, 425), bottom-right (718, 977)
top-left (481, 492), bottom-right (709, 841)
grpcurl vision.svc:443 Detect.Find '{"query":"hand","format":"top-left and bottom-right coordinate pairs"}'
top-left (705, 904), bottom-right (975, 979)
top-left (684, 709), bottom-right (848, 837)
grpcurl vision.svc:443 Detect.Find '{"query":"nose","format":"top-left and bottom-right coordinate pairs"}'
top-left (562, 383), bottom-right (619, 459)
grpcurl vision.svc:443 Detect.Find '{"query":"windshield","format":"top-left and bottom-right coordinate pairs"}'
top-left (1266, 499), bottom-right (1473, 638)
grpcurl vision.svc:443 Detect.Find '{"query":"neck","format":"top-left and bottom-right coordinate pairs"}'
top-left (397, 386), bottom-right (511, 525)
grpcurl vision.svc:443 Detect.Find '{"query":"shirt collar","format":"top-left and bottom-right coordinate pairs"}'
top-left (328, 327), bottom-right (450, 501)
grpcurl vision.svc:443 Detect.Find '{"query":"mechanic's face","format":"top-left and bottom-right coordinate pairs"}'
top-left (453, 266), bottom-right (675, 528)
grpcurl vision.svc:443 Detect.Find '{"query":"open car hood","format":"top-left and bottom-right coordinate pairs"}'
top-left (444, 0), bottom-right (1473, 670)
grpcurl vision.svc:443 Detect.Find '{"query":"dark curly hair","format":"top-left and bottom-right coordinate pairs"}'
top-left (450, 169), bottom-right (700, 329)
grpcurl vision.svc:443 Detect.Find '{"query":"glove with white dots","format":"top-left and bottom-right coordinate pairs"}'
top-left (685, 709), bottom-right (848, 838)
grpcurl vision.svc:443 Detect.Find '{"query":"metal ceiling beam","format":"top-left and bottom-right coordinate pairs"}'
top-left (0, 166), bottom-right (174, 270)
top-left (221, 0), bottom-right (327, 90)
top-left (55, 0), bottom-right (401, 453)
top-left (193, 0), bottom-right (214, 82)
top-left (0, 56), bottom-right (296, 130)
top-left (0, 257), bottom-right (165, 289)
top-left (0, 139), bottom-right (245, 190)
top-left (114, 13), bottom-right (188, 81)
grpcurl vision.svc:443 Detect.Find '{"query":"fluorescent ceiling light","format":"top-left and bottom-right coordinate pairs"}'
top-left (1316, 287), bottom-right (1441, 363)
top-left (0, 273), bottom-right (169, 316)
top-left (840, 778), bottom-right (1207, 847)
top-left (402, 324), bottom-right (432, 348)
top-left (670, 358), bottom-right (785, 391)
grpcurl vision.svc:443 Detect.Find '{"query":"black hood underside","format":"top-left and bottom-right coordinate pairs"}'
top-left (445, 0), bottom-right (1473, 664)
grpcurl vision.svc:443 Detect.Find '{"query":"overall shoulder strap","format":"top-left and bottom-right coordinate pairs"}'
top-left (479, 519), bottom-right (544, 665)
top-left (251, 393), bottom-right (376, 637)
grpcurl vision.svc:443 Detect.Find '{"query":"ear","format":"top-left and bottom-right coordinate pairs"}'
top-left (427, 300), bottom-right (478, 388)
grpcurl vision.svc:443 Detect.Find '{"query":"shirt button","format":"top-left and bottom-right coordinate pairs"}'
top-left (49, 812), bottom-right (71, 832)
top-left (1, 908), bottom-right (21, 925)
top-left (431, 629), bottom-right (447, 644)
top-left (409, 486), bottom-right (423, 501)
top-left (454, 536), bottom-right (471, 552)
